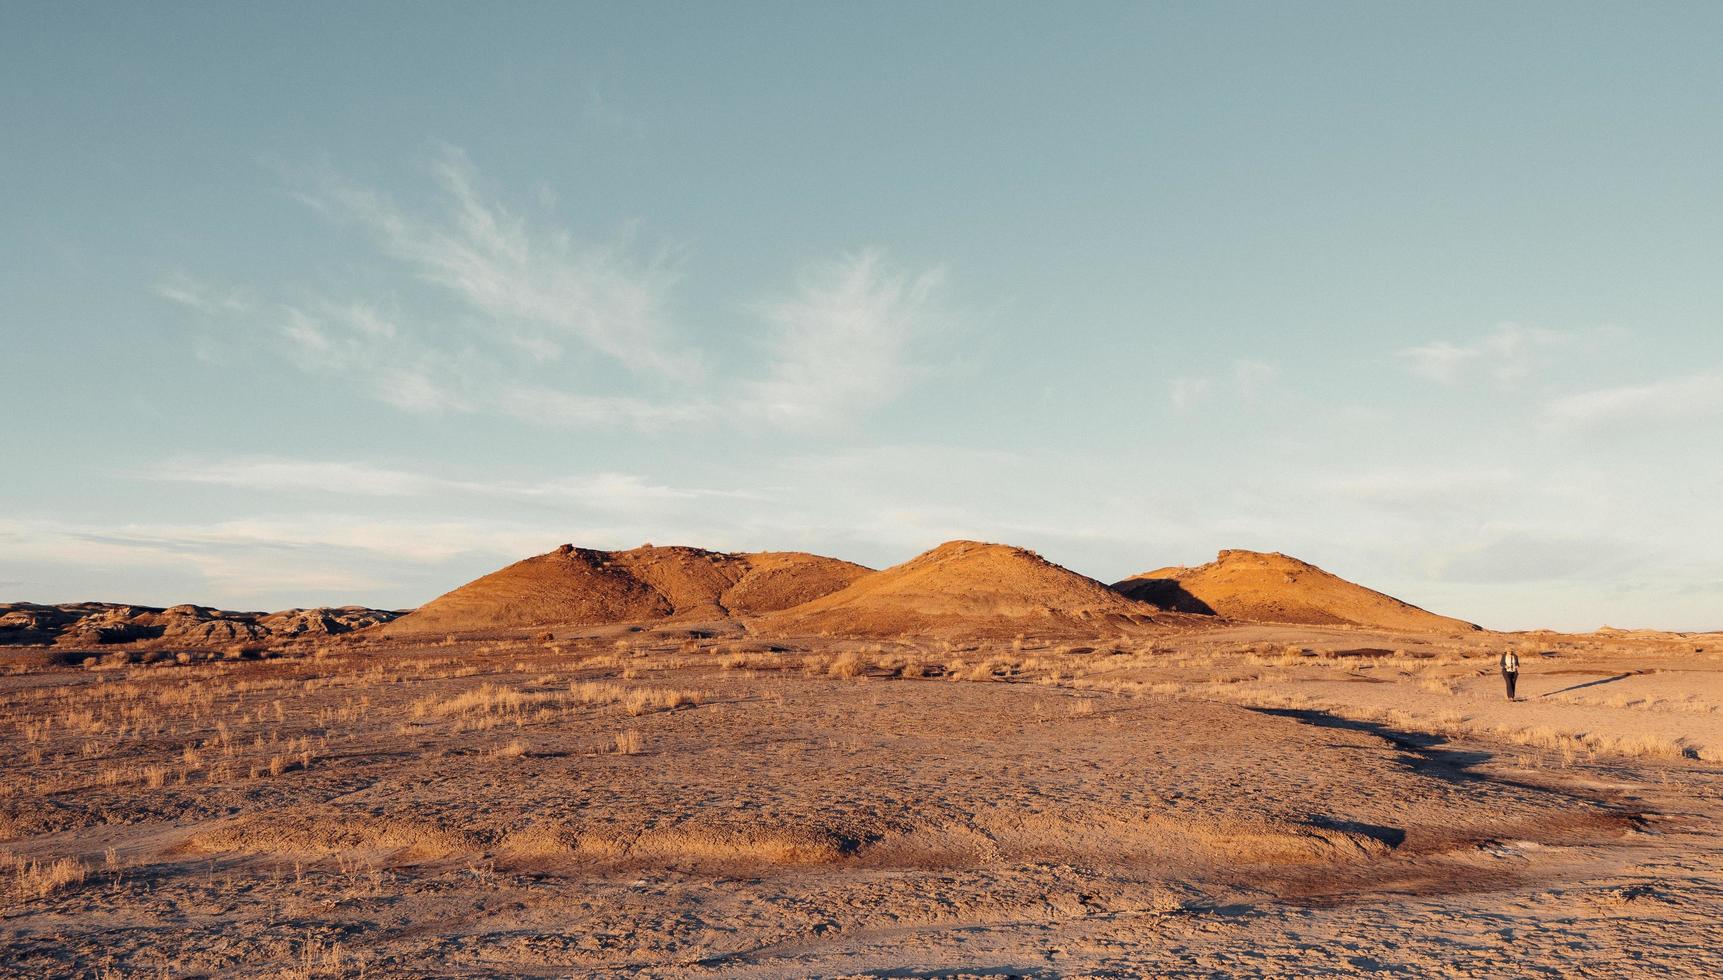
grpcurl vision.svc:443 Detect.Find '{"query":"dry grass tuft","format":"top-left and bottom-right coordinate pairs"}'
top-left (826, 651), bottom-right (866, 678)
top-left (567, 681), bottom-right (703, 715)
top-left (1418, 676), bottom-right (1458, 696)
top-left (489, 739), bottom-right (528, 759)
top-left (3, 852), bottom-right (89, 900)
top-left (623, 688), bottom-right (703, 716)
top-left (410, 683), bottom-right (552, 721)
top-left (569, 680), bottom-right (626, 705)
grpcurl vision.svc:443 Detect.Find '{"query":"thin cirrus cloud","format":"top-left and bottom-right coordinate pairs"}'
top-left (153, 273), bottom-right (252, 317)
top-left (1166, 359), bottom-right (1278, 413)
top-left (1167, 376), bottom-right (1212, 413)
top-left (495, 385), bottom-right (715, 431)
top-left (161, 150), bottom-right (947, 433)
top-left (139, 457), bottom-right (764, 511)
top-left (276, 304), bottom-right (475, 415)
top-left (0, 515), bottom-right (553, 600)
top-left (1542, 369), bottom-right (1723, 427)
top-left (296, 147), bottom-right (694, 380)
top-left (742, 249), bottom-right (947, 430)
top-left (1397, 322), bottom-right (1585, 383)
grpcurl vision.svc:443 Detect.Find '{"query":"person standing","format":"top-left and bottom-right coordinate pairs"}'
top-left (1500, 650), bottom-right (1521, 701)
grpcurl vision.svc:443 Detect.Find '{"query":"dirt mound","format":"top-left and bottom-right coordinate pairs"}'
top-left (757, 540), bottom-right (1159, 638)
top-left (385, 544), bottom-right (871, 635)
top-left (1113, 550), bottom-right (1477, 633)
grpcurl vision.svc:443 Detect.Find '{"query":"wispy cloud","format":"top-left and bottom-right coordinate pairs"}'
top-left (496, 385), bottom-right (714, 431)
top-left (742, 250), bottom-right (947, 430)
top-left (1397, 322), bottom-right (1600, 383)
top-left (299, 147), bottom-right (693, 379)
top-left (1167, 377), bottom-right (1212, 413)
top-left (582, 80), bottom-right (648, 140)
top-left (168, 153), bottom-right (951, 433)
top-left (1232, 359), bottom-right (1278, 394)
top-left (139, 457), bottom-right (763, 511)
top-left (1315, 465), bottom-right (1517, 504)
top-left (1543, 369), bottom-right (1723, 427)
top-left (276, 303), bottom-right (474, 415)
top-left (1420, 526), bottom-right (1650, 585)
top-left (0, 514), bottom-right (555, 602)
top-left (1168, 359), bottom-right (1278, 413)
top-left (153, 273), bottom-right (251, 316)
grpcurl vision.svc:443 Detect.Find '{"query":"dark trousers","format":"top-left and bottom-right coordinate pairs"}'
top-left (1503, 670), bottom-right (1518, 700)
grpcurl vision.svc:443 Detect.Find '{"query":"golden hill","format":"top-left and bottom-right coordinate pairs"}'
top-left (757, 540), bottom-right (1160, 639)
top-left (1112, 549), bottom-right (1477, 633)
top-left (385, 544), bottom-right (871, 635)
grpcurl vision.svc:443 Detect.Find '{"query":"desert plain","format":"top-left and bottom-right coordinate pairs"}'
top-left (2, 542), bottom-right (1720, 978)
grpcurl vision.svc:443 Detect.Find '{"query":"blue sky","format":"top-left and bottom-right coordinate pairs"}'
top-left (4, 3), bottom-right (1722, 630)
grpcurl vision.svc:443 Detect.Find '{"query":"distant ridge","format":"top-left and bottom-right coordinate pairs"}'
top-left (383, 544), bottom-right (871, 635)
top-left (1112, 550), bottom-right (1477, 633)
top-left (0, 601), bottom-right (398, 648)
top-left (756, 540), bottom-right (1160, 638)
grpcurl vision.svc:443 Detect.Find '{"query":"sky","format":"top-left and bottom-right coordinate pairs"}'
top-left (3, 2), bottom-right (1722, 631)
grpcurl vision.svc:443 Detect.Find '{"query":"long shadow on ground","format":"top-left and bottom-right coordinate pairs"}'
top-left (1540, 673), bottom-right (1637, 698)
top-left (1246, 706), bottom-right (1650, 822)
top-left (1247, 706), bottom-right (1495, 784)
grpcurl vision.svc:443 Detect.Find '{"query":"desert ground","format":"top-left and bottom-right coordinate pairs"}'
top-left (3, 543), bottom-right (1721, 977)
top-left (2, 622), bottom-right (1720, 977)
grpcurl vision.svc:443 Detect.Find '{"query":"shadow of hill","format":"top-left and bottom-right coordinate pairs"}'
top-left (1111, 577), bottom-right (1217, 615)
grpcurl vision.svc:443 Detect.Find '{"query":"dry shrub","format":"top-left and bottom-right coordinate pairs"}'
top-left (613, 730), bottom-right (643, 754)
top-left (489, 739), bottom-right (528, 759)
top-left (952, 658), bottom-right (1014, 682)
top-left (280, 936), bottom-right (363, 980)
top-left (410, 684), bottom-right (552, 720)
top-left (1418, 676), bottom-right (1458, 696)
top-left (1594, 732), bottom-right (1686, 760)
top-left (569, 681), bottom-right (626, 705)
top-left (623, 688), bottom-right (702, 716)
top-left (569, 681), bottom-right (701, 715)
top-left (827, 651), bottom-right (866, 678)
top-left (2, 852), bottom-right (88, 900)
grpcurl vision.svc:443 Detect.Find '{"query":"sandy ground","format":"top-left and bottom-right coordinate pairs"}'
top-left (2, 625), bottom-right (1720, 977)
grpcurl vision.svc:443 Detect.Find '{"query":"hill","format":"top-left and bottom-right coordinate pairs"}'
top-left (756, 540), bottom-right (1160, 638)
top-left (1111, 550), bottom-right (1477, 633)
top-left (384, 544), bottom-right (871, 635)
